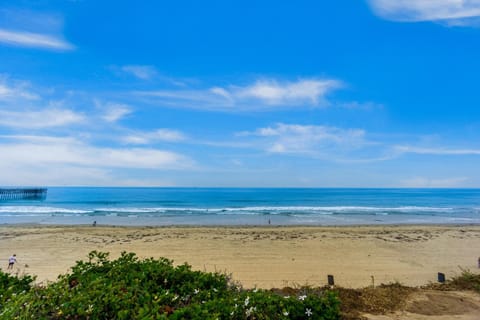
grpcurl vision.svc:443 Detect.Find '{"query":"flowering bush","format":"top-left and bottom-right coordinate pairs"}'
top-left (0, 270), bottom-right (34, 311)
top-left (0, 251), bottom-right (339, 319)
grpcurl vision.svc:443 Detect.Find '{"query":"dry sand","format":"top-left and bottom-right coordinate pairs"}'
top-left (1, 225), bottom-right (479, 290)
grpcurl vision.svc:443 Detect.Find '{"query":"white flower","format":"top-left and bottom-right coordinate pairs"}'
top-left (245, 306), bottom-right (254, 316)
top-left (305, 308), bottom-right (313, 317)
top-left (213, 288), bottom-right (218, 292)
top-left (244, 296), bottom-right (250, 306)
top-left (253, 287), bottom-right (258, 293)
top-left (234, 303), bottom-right (238, 309)
top-left (283, 311), bottom-right (289, 316)
top-left (194, 288), bottom-right (200, 295)
top-left (284, 295), bottom-right (290, 299)
top-left (298, 295), bottom-right (307, 301)
top-left (230, 311), bottom-right (235, 316)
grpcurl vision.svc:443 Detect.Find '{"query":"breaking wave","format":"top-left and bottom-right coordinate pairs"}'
top-left (0, 205), bottom-right (459, 217)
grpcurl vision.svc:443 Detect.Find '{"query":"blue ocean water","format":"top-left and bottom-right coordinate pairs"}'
top-left (0, 188), bottom-right (479, 226)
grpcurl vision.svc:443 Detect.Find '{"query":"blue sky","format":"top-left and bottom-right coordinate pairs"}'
top-left (0, 0), bottom-right (479, 187)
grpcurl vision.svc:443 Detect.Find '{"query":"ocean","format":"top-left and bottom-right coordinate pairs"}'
top-left (0, 188), bottom-right (479, 226)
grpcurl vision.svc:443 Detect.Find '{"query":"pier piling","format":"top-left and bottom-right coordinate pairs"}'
top-left (0, 188), bottom-right (48, 201)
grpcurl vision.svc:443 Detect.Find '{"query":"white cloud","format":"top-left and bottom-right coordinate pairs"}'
top-left (0, 163), bottom-right (112, 187)
top-left (0, 77), bottom-right (39, 100)
top-left (111, 65), bottom-right (188, 86)
top-left (0, 135), bottom-right (77, 144)
top-left (135, 89), bottom-right (235, 108)
top-left (0, 135), bottom-right (192, 185)
top-left (0, 28), bottom-right (74, 50)
top-left (400, 176), bottom-right (469, 188)
top-left (0, 160), bottom-right (177, 186)
top-left (0, 108), bottom-right (84, 129)
top-left (394, 145), bottom-right (480, 155)
top-left (122, 135), bottom-right (149, 145)
top-left (0, 135), bottom-right (192, 170)
top-left (150, 129), bottom-right (186, 142)
top-left (121, 65), bottom-right (158, 80)
top-left (135, 77), bottom-right (341, 111)
top-left (103, 107), bottom-right (131, 122)
top-left (210, 87), bottom-right (233, 101)
top-left (95, 100), bottom-right (133, 122)
top-left (368, 0), bottom-right (480, 25)
top-left (123, 129), bottom-right (187, 145)
top-left (235, 79), bottom-right (340, 105)
top-left (238, 123), bottom-right (367, 155)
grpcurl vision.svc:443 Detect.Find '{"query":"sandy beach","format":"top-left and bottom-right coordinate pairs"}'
top-left (1, 225), bottom-right (479, 289)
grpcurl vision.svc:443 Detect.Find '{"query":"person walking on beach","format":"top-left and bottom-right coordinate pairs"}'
top-left (7, 254), bottom-right (16, 270)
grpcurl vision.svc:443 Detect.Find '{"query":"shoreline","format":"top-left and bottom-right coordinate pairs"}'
top-left (2, 221), bottom-right (480, 227)
top-left (1, 224), bottom-right (479, 289)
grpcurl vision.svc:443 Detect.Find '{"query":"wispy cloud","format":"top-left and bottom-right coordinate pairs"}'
top-left (0, 135), bottom-right (192, 185)
top-left (121, 65), bottom-right (158, 80)
top-left (110, 65), bottom-right (187, 86)
top-left (102, 107), bottom-right (132, 123)
top-left (135, 77), bottom-right (342, 111)
top-left (0, 108), bottom-right (84, 129)
top-left (234, 126), bottom-right (480, 163)
top-left (135, 88), bottom-right (233, 108)
top-left (237, 123), bottom-right (367, 155)
top-left (95, 100), bottom-right (133, 123)
top-left (0, 9), bottom-right (74, 50)
top-left (233, 79), bottom-right (341, 105)
top-left (122, 129), bottom-right (187, 145)
top-left (0, 135), bottom-right (193, 169)
top-left (393, 145), bottom-right (480, 155)
top-left (0, 28), bottom-right (74, 50)
top-left (367, 0), bottom-right (480, 25)
top-left (0, 76), bottom-right (39, 100)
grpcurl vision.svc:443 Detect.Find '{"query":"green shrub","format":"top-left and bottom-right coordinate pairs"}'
top-left (448, 269), bottom-right (480, 293)
top-left (0, 251), bottom-right (340, 319)
top-left (0, 269), bottom-right (35, 311)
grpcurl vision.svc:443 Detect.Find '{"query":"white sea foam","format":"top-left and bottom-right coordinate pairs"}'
top-left (0, 205), bottom-right (457, 217)
top-left (96, 207), bottom-right (168, 213)
top-left (0, 206), bottom-right (90, 214)
top-left (210, 206), bottom-right (454, 214)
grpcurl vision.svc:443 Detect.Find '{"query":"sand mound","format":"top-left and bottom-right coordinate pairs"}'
top-left (364, 290), bottom-right (480, 320)
top-left (406, 290), bottom-right (479, 315)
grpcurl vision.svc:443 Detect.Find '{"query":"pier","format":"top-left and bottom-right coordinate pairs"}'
top-left (0, 188), bottom-right (48, 201)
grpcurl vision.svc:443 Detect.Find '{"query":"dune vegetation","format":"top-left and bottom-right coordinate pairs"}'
top-left (0, 251), bottom-right (340, 319)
